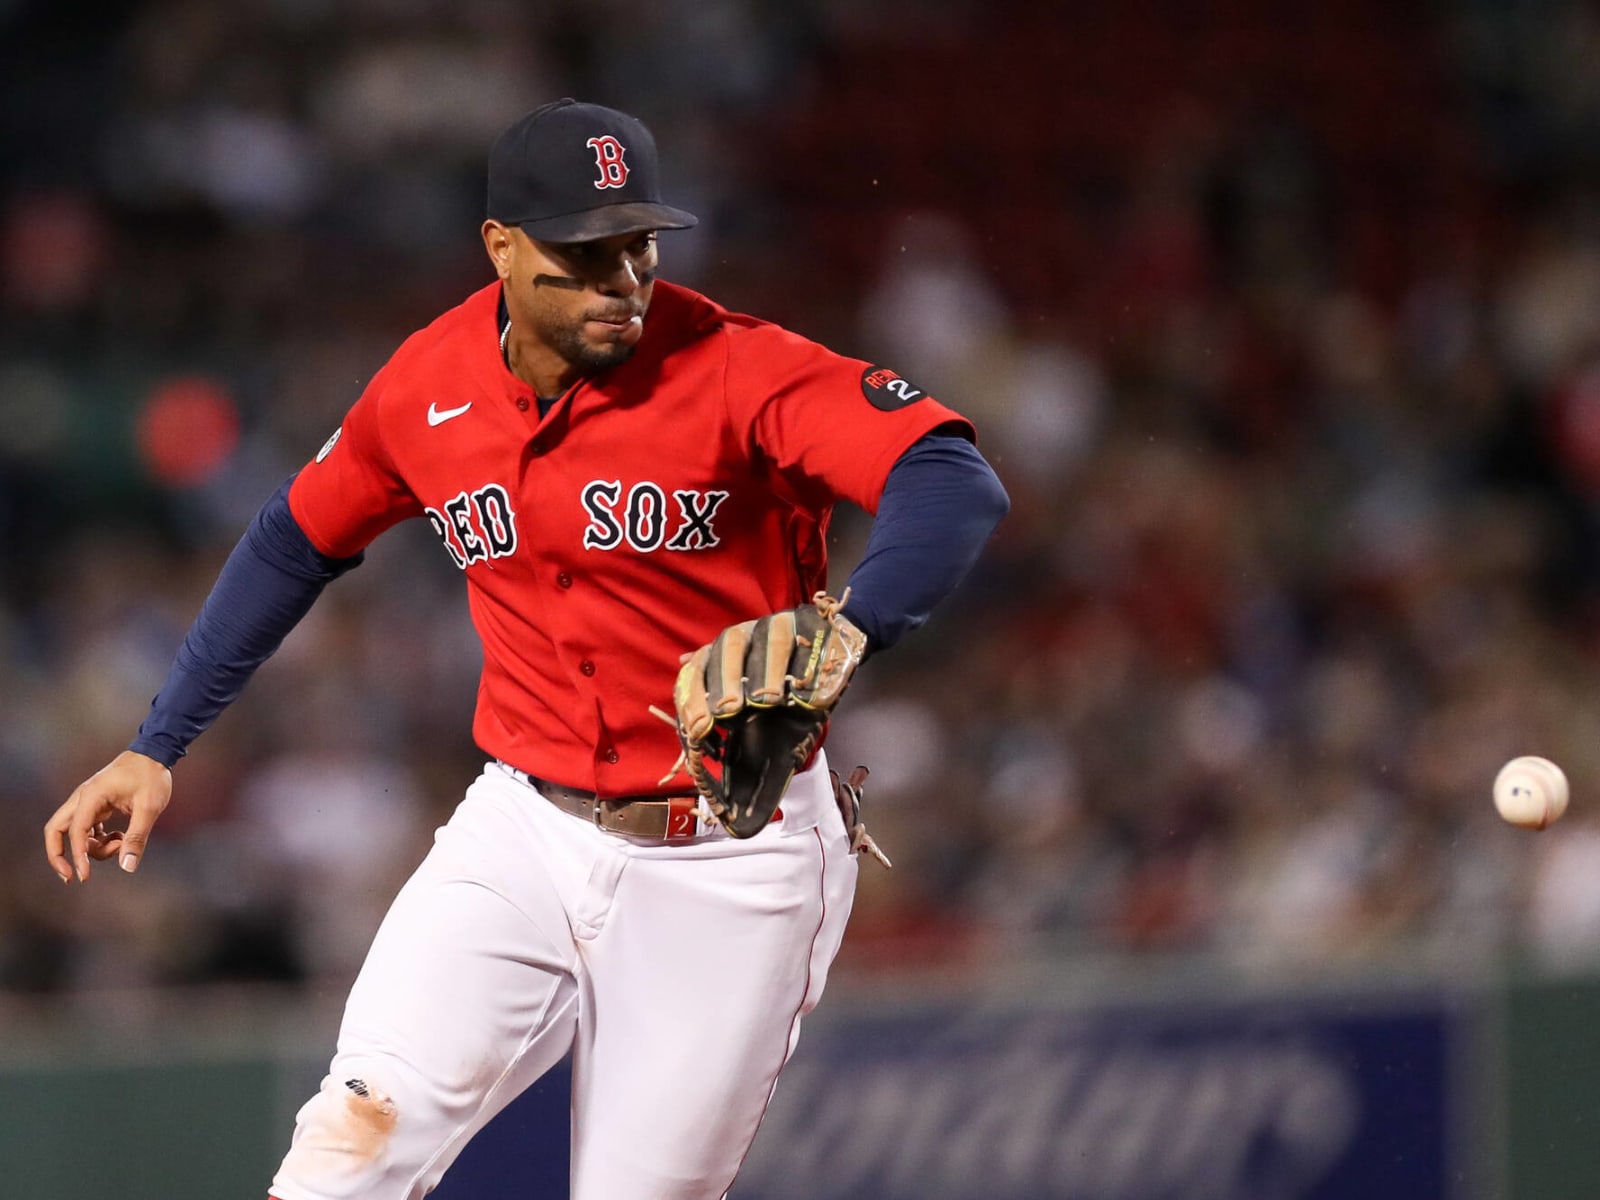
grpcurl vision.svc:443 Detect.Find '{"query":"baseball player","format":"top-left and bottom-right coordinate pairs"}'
top-left (44, 98), bottom-right (1008, 1199)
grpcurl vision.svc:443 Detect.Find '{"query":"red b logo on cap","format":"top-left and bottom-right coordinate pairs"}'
top-left (587, 136), bottom-right (629, 189)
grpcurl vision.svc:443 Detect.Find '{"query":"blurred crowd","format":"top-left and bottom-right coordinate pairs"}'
top-left (6, 0), bottom-right (1600, 999)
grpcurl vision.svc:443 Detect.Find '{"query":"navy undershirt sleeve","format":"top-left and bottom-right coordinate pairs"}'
top-left (840, 433), bottom-right (1009, 653)
top-left (129, 477), bottom-right (364, 766)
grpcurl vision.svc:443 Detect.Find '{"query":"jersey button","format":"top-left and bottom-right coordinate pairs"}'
top-left (530, 439), bottom-right (546, 456)
top-left (580, 659), bottom-right (596, 676)
top-left (557, 572), bottom-right (573, 588)
top-left (516, 398), bottom-right (530, 411)
top-left (604, 748), bottom-right (619, 764)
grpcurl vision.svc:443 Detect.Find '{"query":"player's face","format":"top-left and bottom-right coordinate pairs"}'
top-left (494, 225), bottom-right (660, 390)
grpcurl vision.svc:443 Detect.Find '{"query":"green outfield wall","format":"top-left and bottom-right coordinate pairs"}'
top-left (3, 964), bottom-right (1598, 1199)
top-left (1, 1057), bottom-right (280, 1200)
top-left (1503, 973), bottom-right (1600, 1200)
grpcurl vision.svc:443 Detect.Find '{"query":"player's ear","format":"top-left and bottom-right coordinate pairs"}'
top-left (481, 220), bottom-right (515, 280)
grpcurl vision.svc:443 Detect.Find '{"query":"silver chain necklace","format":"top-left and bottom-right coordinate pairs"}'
top-left (499, 318), bottom-right (511, 362)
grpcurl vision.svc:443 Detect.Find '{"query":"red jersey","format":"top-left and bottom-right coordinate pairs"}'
top-left (289, 281), bottom-right (971, 796)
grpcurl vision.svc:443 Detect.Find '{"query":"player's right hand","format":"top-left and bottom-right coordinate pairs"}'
top-left (44, 750), bottom-right (173, 883)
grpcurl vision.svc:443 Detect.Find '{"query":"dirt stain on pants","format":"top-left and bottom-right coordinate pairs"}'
top-left (279, 1077), bottom-right (400, 1187)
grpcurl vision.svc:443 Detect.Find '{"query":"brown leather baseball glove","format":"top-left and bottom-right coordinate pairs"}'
top-left (660, 592), bottom-right (867, 839)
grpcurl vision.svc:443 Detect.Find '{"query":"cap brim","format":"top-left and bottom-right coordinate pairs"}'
top-left (516, 202), bottom-right (699, 243)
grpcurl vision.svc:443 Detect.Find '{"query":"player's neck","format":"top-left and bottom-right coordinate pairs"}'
top-left (502, 321), bottom-right (582, 398)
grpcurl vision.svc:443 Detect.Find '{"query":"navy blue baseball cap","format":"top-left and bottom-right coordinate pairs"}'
top-left (487, 99), bottom-right (698, 243)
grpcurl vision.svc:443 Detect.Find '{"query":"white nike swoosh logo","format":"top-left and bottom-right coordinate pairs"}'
top-left (427, 401), bottom-right (473, 427)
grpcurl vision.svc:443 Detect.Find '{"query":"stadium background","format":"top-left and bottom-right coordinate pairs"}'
top-left (5, 0), bottom-right (1600, 1196)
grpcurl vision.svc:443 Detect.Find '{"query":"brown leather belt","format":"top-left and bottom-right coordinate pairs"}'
top-left (501, 763), bottom-right (713, 841)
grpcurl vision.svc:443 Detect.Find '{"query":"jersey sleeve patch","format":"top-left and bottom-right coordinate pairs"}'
top-left (860, 365), bottom-right (931, 411)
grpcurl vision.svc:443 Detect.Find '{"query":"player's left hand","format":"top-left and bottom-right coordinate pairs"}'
top-left (44, 750), bottom-right (172, 883)
top-left (656, 591), bottom-right (867, 838)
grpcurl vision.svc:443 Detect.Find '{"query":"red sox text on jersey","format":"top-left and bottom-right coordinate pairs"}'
top-left (288, 281), bottom-right (968, 797)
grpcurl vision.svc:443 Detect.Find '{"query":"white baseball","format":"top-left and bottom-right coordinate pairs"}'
top-left (1493, 756), bottom-right (1570, 830)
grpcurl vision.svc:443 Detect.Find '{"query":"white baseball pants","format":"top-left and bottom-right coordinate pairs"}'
top-left (269, 755), bottom-right (857, 1200)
